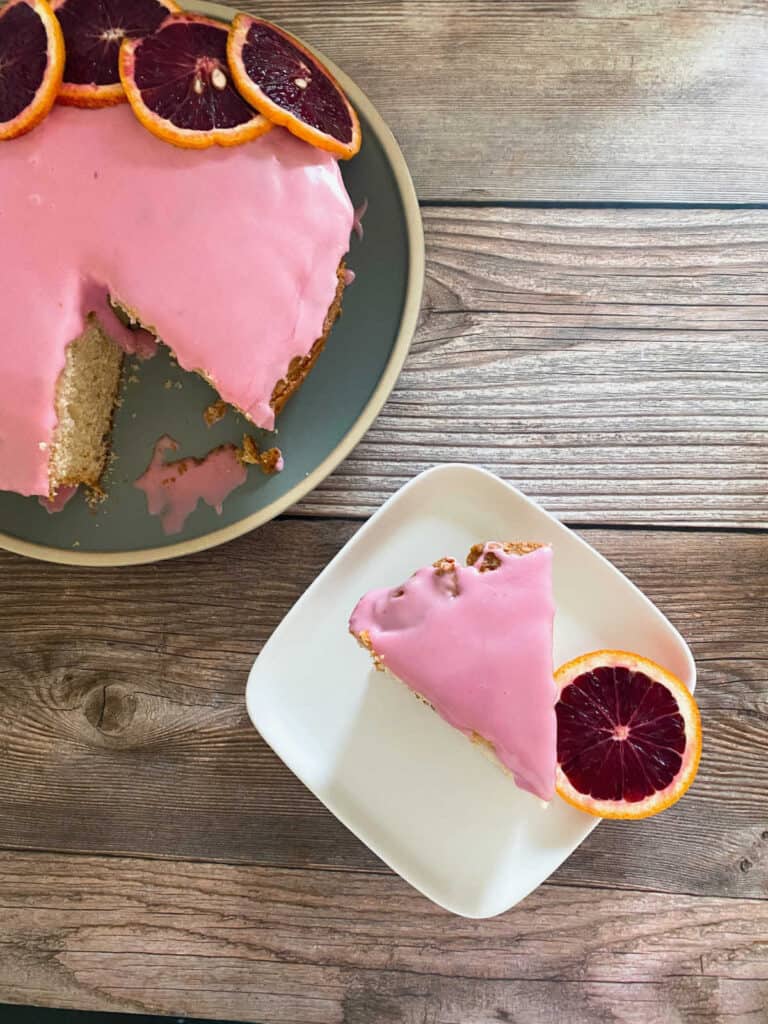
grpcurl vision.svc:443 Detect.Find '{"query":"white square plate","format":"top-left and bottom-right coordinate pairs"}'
top-left (246, 465), bottom-right (696, 918)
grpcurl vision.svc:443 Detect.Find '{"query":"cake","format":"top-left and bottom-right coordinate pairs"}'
top-left (349, 542), bottom-right (558, 801)
top-left (0, 102), bottom-right (353, 499)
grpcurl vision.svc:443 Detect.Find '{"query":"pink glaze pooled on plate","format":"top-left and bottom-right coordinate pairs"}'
top-left (135, 436), bottom-right (247, 535)
top-left (0, 104), bottom-right (353, 497)
top-left (38, 485), bottom-right (78, 514)
top-left (349, 543), bottom-right (557, 801)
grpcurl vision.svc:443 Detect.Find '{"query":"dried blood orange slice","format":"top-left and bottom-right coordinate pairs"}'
top-left (555, 650), bottom-right (701, 819)
top-left (53, 0), bottom-right (179, 108)
top-left (227, 14), bottom-right (361, 159)
top-left (0, 0), bottom-right (64, 140)
top-left (119, 14), bottom-right (270, 149)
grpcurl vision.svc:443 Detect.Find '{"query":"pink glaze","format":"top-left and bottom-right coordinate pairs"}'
top-left (84, 286), bottom-right (159, 360)
top-left (135, 436), bottom-right (247, 535)
top-left (39, 485), bottom-right (78, 514)
top-left (349, 543), bottom-right (557, 801)
top-left (0, 105), bottom-right (354, 497)
top-left (125, 332), bottom-right (161, 360)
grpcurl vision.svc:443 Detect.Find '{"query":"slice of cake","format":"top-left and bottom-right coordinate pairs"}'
top-left (349, 542), bottom-right (557, 801)
top-left (0, 103), bottom-right (353, 499)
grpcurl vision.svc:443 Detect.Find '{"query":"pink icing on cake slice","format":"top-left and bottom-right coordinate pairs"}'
top-left (0, 104), bottom-right (354, 497)
top-left (349, 542), bottom-right (557, 801)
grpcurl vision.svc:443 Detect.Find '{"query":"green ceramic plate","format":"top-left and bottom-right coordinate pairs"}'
top-left (0, 0), bottom-right (423, 566)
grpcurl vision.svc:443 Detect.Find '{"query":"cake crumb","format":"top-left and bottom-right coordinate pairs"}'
top-left (85, 485), bottom-right (107, 510)
top-left (432, 556), bottom-right (460, 596)
top-left (237, 434), bottom-right (284, 475)
top-left (467, 541), bottom-right (544, 570)
top-left (203, 399), bottom-right (228, 427)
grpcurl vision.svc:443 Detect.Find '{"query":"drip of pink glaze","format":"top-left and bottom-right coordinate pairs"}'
top-left (135, 436), bottom-right (247, 535)
top-left (349, 543), bottom-right (557, 801)
top-left (81, 283), bottom-right (159, 360)
top-left (39, 485), bottom-right (77, 514)
top-left (353, 198), bottom-right (368, 241)
top-left (126, 331), bottom-right (160, 360)
top-left (112, 319), bottom-right (159, 361)
top-left (0, 105), bottom-right (353, 497)
top-left (274, 454), bottom-right (285, 473)
top-left (343, 268), bottom-right (356, 286)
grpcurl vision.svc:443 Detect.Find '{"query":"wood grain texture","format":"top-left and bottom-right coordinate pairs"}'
top-left (0, 850), bottom-right (765, 1023)
top-left (297, 207), bottom-right (768, 526)
top-left (231, 0), bottom-right (768, 202)
top-left (5, 6), bottom-right (768, 1018)
top-left (1, 520), bottom-right (765, 901)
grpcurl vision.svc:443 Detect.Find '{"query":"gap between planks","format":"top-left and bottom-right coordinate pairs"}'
top-left (281, 512), bottom-right (768, 536)
top-left (419, 200), bottom-right (768, 211)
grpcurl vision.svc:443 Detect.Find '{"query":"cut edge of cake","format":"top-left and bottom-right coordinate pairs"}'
top-left (110, 261), bottom-right (346, 423)
top-left (45, 263), bottom-right (347, 499)
top-left (351, 541), bottom-right (549, 782)
top-left (48, 314), bottom-right (124, 499)
top-left (270, 263), bottom-right (346, 417)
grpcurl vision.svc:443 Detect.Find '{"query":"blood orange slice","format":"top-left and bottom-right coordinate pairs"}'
top-left (0, 0), bottom-right (64, 140)
top-left (555, 650), bottom-right (701, 819)
top-left (53, 0), bottom-right (179, 108)
top-left (227, 14), bottom-right (361, 159)
top-left (119, 14), bottom-right (270, 149)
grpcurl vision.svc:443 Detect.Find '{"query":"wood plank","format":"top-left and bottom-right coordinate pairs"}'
top-left (232, 0), bottom-right (768, 202)
top-left (1, 521), bottom-right (766, 900)
top-left (0, 850), bottom-right (765, 1023)
top-left (298, 207), bottom-right (768, 526)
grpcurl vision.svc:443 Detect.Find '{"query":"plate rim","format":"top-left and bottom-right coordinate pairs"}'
top-left (0, 0), bottom-right (425, 567)
top-left (245, 463), bottom-right (696, 917)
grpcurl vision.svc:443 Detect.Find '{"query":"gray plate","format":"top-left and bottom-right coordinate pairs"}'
top-left (0, 0), bottom-right (423, 566)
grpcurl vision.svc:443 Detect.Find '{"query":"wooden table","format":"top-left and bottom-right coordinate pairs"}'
top-left (1, 2), bottom-right (767, 1021)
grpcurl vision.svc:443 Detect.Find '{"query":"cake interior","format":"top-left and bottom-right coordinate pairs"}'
top-left (49, 316), bottom-right (123, 496)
